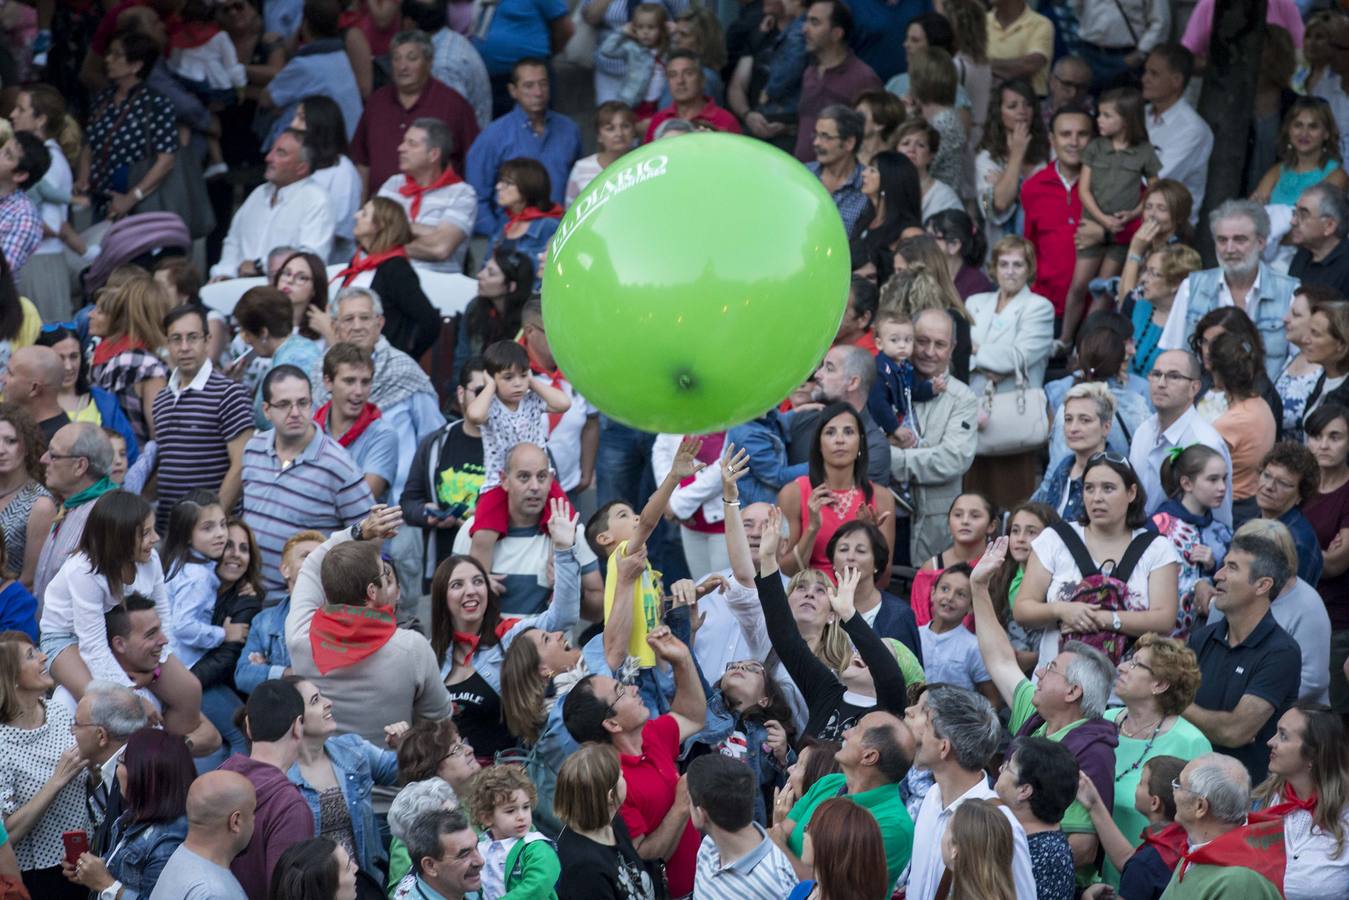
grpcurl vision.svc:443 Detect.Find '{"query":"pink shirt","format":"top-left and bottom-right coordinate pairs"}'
top-left (1182, 0), bottom-right (1303, 53)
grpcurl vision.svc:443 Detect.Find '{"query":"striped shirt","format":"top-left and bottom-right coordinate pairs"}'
top-left (693, 826), bottom-right (799, 900)
top-left (151, 360), bottom-right (253, 529)
top-left (241, 426), bottom-right (374, 591)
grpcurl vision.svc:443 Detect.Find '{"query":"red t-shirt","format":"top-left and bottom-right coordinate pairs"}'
top-left (1020, 163), bottom-right (1083, 315)
top-left (617, 715), bottom-right (700, 897)
top-left (643, 98), bottom-right (743, 144)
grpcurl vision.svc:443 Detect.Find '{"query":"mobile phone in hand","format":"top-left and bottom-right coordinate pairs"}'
top-left (62, 830), bottom-right (90, 866)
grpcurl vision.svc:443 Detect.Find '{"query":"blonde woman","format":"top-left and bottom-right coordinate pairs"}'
top-left (88, 275), bottom-right (169, 444)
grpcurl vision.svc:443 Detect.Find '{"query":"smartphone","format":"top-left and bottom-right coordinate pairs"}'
top-left (228, 347), bottom-right (257, 372)
top-left (62, 830), bottom-right (90, 866)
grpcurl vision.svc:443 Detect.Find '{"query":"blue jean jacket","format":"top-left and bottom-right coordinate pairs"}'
top-left (692, 697), bottom-right (790, 825)
top-left (106, 815), bottom-right (189, 899)
top-left (287, 733), bottom-right (400, 875)
top-left (234, 596), bottom-right (291, 695)
top-left (1031, 455), bottom-right (1082, 523)
top-left (726, 411), bottom-right (808, 507)
top-left (760, 16), bottom-right (807, 114)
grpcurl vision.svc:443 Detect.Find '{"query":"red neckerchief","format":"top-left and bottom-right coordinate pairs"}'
top-left (518, 336), bottom-right (565, 433)
top-left (1175, 817), bottom-right (1285, 892)
top-left (451, 617), bottom-right (520, 666)
top-left (1139, 821), bottom-right (1188, 871)
top-left (168, 19), bottom-right (217, 49)
top-left (92, 335), bottom-right (142, 368)
top-left (399, 167), bottom-right (463, 221)
top-left (309, 604), bottom-right (398, 675)
top-left (505, 205), bottom-right (563, 232)
top-left (314, 402), bottom-right (382, 448)
top-left (1254, 782), bottom-right (1319, 819)
top-left (332, 246), bottom-right (408, 287)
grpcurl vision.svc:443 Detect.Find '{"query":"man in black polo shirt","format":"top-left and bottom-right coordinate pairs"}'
top-left (1289, 183), bottom-right (1349, 296)
top-left (1185, 529), bottom-right (1301, 782)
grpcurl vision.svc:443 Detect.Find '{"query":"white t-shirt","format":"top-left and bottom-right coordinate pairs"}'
top-left (34, 139), bottom-right (71, 256)
top-left (919, 623), bottom-right (990, 690)
top-left (1029, 523), bottom-right (1180, 670)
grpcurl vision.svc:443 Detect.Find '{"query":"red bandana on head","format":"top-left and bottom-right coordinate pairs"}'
top-left (505, 205), bottom-right (563, 232)
top-left (314, 401), bottom-right (382, 448)
top-left (309, 604), bottom-right (398, 675)
top-left (399, 167), bottom-right (464, 220)
top-left (332, 246), bottom-right (408, 287)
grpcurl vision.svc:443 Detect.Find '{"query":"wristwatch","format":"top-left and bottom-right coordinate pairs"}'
top-left (350, 522), bottom-right (365, 541)
top-left (1111, 612), bottom-right (1122, 631)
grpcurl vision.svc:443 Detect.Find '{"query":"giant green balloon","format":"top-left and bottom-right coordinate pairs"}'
top-left (541, 133), bottom-right (850, 434)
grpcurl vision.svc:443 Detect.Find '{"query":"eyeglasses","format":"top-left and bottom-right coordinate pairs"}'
top-left (1171, 778), bottom-right (1194, 796)
top-left (604, 682), bottom-right (628, 719)
top-left (1052, 73), bottom-right (1091, 93)
top-left (167, 332), bottom-right (205, 347)
top-left (1147, 369), bottom-right (1196, 383)
top-left (1120, 652), bottom-right (1153, 674)
top-left (45, 451), bottom-right (86, 462)
top-left (1087, 450), bottom-right (1133, 470)
top-left (265, 399), bottom-right (313, 413)
top-left (725, 660), bottom-right (766, 675)
top-left (278, 270), bottom-right (313, 284)
top-left (1258, 469), bottom-right (1297, 492)
top-left (441, 741), bottom-right (474, 763)
top-left (69, 721), bottom-right (101, 732)
top-left (814, 131), bottom-right (842, 142)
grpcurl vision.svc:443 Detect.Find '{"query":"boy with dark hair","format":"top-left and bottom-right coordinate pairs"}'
top-left (219, 679), bottom-right (314, 899)
top-left (1078, 754), bottom-right (1188, 900)
top-left (464, 339), bottom-right (571, 568)
top-left (995, 737), bottom-right (1079, 900)
top-left (688, 754), bottom-right (797, 899)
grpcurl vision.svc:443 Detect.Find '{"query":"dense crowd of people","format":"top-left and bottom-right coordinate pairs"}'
top-left (0, 0), bottom-right (1348, 899)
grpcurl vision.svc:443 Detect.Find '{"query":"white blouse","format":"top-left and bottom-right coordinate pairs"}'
top-left (0, 702), bottom-right (89, 870)
top-left (1283, 807), bottom-right (1349, 900)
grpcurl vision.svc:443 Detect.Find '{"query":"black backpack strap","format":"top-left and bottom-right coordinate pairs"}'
top-left (1049, 520), bottom-right (1100, 578)
top-left (1112, 531), bottom-right (1157, 584)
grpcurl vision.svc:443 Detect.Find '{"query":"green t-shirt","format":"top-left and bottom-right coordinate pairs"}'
top-left (1009, 680), bottom-right (1094, 835)
top-left (786, 772), bottom-right (914, 894)
top-left (1158, 861), bottom-right (1282, 900)
top-left (1101, 707), bottom-right (1212, 886)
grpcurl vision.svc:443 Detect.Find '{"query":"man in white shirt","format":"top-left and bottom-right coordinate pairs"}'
top-left (1141, 43), bottom-right (1212, 224)
top-left (210, 129), bottom-right (335, 279)
top-left (904, 685), bottom-right (1037, 900)
top-left (1130, 349), bottom-right (1233, 526)
top-left (376, 117), bottom-right (477, 274)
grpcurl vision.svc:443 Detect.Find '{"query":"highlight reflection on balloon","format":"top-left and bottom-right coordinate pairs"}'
top-left (542, 133), bottom-right (851, 434)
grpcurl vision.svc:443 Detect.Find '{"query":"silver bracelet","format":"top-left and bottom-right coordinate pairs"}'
top-left (723, 498), bottom-right (740, 506)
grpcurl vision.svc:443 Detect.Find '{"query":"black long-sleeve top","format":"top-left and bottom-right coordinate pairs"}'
top-left (755, 572), bottom-right (907, 743)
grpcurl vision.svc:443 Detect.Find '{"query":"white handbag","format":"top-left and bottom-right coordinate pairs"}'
top-left (975, 351), bottom-right (1049, 457)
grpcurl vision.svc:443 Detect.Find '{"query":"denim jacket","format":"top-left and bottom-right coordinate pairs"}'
top-left (287, 733), bottom-right (400, 875)
top-left (105, 815), bottom-right (189, 899)
top-left (597, 31), bottom-right (660, 108)
top-left (234, 595), bottom-right (291, 695)
top-left (1031, 455), bottom-right (1082, 523)
top-left (1181, 263), bottom-right (1298, 384)
top-left (692, 695), bottom-right (791, 825)
top-left (726, 410), bottom-right (808, 506)
top-left (760, 15), bottom-right (807, 113)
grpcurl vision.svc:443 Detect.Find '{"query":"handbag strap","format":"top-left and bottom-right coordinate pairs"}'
top-left (1108, 0), bottom-right (1141, 47)
top-left (1114, 409), bottom-right (1133, 446)
top-left (95, 84), bottom-right (146, 177)
top-left (1050, 520), bottom-right (1101, 578)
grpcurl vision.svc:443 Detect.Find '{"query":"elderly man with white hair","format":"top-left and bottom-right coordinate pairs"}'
top-left (1155, 753), bottom-right (1282, 899)
top-left (387, 778), bottom-right (460, 897)
top-left (1157, 199), bottom-right (1299, 383)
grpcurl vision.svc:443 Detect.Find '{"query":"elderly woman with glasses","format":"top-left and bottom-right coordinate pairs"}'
top-left (1075, 634), bottom-right (1210, 887)
top-left (1016, 451), bottom-right (1181, 675)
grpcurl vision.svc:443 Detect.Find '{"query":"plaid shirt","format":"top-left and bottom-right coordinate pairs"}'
top-left (807, 160), bottom-right (869, 236)
top-left (0, 190), bottom-right (43, 277)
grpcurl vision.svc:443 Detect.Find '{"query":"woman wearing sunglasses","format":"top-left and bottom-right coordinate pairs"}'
top-left (1015, 451), bottom-right (1181, 676)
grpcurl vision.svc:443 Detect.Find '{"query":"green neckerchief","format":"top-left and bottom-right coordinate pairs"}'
top-left (63, 476), bottom-right (117, 510)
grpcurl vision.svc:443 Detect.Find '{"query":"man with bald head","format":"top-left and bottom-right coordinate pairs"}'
top-left (1158, 753), bottom-right (1282, 899)
top-left (6, 345), bottom-right (70, 441)
top-left (453, 442), bottom-right (603, 617)
top-left (889, 308), bottom-right (978, 562)
top-left (149, 770), bottom-right (255, 899)
top-left (1129, 348), bottom-right (1233, 526)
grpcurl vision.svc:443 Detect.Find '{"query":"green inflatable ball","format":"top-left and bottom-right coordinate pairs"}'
top-left (541, 133), bottom-right (850, 434)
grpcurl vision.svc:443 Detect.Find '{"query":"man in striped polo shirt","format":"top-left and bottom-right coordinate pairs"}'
top-left (152, 305), bottom-right (255, 530)
top-left (242, 364), bottom-right (375, 592)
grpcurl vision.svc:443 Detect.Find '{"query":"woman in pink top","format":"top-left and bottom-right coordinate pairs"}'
top-left (777, 401), bottom-right (896, 581)
top-left (1182, 0), bottom-right (1304, 58)
top-left (1210, 331), bottom-right (1278, 526)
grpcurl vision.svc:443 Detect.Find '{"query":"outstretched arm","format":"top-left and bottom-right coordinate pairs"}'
top-left (971, 537), bottom-right (1030, 707)
top-left (720, 443), bottom-right (756, 588)
top-left (634, 436), bottom-right (703, 552)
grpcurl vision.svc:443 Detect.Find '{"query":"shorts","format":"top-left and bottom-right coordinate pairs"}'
top-left (468, 481), bottom-right (570, 536)
top-left (1077, 241), bottom-right (1128, 263)
top-left (38, 630), bottom-right (78, 672)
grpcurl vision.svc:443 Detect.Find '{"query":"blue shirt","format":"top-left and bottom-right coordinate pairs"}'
top-left (465, 105), bottom-right (583, 237)
top-left (334, 416), bottom-right (400, 504)
top-left (846, 0), bottom-right (933, 82)
top-left (265, 40), bottom-right (362, 147)
top-left (806, 161), bottom-right (868, 236)
top-left (471, 0), bottom-right (567, 74)
top-left (1278, 505), bottom-right (1324, 586)
top-left (235, 596), bottom-right (290, 695)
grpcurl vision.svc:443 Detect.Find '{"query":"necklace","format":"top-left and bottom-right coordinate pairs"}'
top-left (1118, 712), bottom-right (1167, 776)
top-left (826, 486), bottom-right (858, 516)
top-left (0, 479), bottom-right (28, 505)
